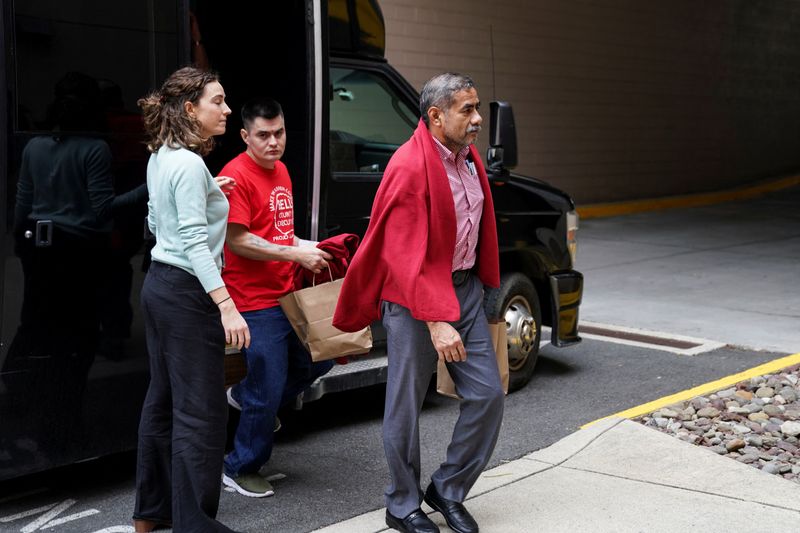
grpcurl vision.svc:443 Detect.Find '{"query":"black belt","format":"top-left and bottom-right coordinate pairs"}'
top-left (452, 269), bottom-right (472, 286)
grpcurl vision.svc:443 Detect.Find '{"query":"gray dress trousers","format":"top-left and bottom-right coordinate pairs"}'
top-left (381, 272), bottom-right (505, 517)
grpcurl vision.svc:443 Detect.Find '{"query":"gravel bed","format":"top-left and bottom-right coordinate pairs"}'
top-left (636, 364), bottom-right (800, 483)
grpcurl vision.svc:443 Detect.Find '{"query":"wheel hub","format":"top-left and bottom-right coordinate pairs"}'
top-left (504, 296), bottom-right (537, 371)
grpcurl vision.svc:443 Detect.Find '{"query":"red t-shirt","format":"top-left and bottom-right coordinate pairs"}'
top-left (221, 153), bottom-right (295, 311)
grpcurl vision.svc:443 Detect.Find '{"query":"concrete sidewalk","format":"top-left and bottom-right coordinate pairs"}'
top-left (312, 417), bottom-right (800, 533)
top-left (577, 185), bottom-right (800, 354)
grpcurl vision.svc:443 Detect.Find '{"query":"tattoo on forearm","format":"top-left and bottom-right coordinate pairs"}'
top-left (248, 234), bottom-right (288, 252)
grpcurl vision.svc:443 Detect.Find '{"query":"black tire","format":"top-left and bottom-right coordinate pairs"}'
top-left (483, 272), bottom-right (542, 392)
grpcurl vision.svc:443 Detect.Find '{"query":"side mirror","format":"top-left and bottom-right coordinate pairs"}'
top-left (332, 87), bottom-right (354, 101)
top-left (486, 101), bottom-right (518, 179)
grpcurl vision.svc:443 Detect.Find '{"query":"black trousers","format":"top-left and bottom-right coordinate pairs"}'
top-left (134, 262), bottom-right (233, 532)
top-left (3, 227), bottom-right (106, 455)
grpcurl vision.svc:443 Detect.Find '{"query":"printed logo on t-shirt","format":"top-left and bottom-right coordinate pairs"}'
top-left (269, 185), bottom-right (294, 242)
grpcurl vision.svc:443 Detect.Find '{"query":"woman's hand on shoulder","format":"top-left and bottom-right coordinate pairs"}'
top-left (215, 175), bottom-right (236, 197)
top-left (219, 299), bottom-right (250, 349)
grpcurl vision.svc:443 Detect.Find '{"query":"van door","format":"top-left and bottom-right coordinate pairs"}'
top-left (0, 0), bottom-right (181, 480)
top-left (188, 0), bottom-right (316, 239)
top-left (323, 62), bottom-right (419, 239)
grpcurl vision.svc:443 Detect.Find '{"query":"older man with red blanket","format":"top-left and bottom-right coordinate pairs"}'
top-left (333, 73), bottom-right (504, 533)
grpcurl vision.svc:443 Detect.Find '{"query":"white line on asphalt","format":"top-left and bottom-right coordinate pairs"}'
top-left (578, 321), bottom-right (727, 355)
top-left (41, 509), bottom-right (100, 529)
top-left (0, 504), bottom-right (57, 523)
top-left (91, 528), bottom-right (134, 533)
top-left (21, 499), bottom-right (75, 533)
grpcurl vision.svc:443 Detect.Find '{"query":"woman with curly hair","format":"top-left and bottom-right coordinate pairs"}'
top-left (132, 66), bottom-right (249, 533)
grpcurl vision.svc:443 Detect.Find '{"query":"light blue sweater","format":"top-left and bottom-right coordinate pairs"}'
top-left (147, 146), bottom-right (228, 292)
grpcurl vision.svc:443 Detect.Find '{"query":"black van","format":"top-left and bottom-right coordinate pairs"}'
top-left (0, 0), bottom-right (582, 481)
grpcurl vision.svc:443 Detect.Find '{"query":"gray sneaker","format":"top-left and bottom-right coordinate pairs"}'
top-left (222, 473), bottom-right (275, 498)
top-left (226, 387), bottom-right (242, 410)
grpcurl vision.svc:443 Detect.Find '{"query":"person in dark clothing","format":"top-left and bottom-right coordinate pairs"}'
top-left (4, 72), bottom-right (115, 461)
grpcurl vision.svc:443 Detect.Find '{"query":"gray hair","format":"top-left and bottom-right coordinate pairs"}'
top-left (419, 72), bottom-right (476, 126)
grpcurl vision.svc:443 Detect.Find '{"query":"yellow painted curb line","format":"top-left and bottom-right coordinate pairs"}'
top-left (582, 352), bottom-right (800, 429)
top-left (578, 174), bottom-right (800, 219)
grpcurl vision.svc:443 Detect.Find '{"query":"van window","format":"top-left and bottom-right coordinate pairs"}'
top-left (329, 67), bottom-right (418, 174)
top-left (13, 0), bottom-right (179, 132)
top-left (4, 0), bottom-right (182, 389)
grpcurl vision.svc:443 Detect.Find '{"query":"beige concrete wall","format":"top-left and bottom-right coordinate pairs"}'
top-left (380, 0), bottom-right (800, 203)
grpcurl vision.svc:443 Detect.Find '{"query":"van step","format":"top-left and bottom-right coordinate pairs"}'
top-left (304, 354), bottom-right (389, 402)
top-left (224, 349), bottom-right (390, 402)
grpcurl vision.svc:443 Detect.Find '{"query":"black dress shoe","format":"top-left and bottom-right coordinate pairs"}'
top-left (424, 484), bottom-right (479, 533)
top-left (133, 519), bottom-right (172, 532)
top-left (385, 508), bottom-right (440, 533)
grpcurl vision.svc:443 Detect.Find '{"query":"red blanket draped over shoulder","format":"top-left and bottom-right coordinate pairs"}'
top-left (332, 120), bottom-right (500, 332)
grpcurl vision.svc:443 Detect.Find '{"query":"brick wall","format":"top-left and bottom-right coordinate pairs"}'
top-left (380, 0), bottom-right (800, 203)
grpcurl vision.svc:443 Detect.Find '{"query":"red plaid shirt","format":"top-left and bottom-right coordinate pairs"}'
top-left (433, 137), bottom-right (484, 271)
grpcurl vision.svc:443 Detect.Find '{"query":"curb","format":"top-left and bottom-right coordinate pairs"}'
top-left (582, 352), bottom-right (800, 429)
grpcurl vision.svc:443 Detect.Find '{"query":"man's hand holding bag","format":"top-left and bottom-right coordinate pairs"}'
top-left (436, 321), bottom-right (509, 399)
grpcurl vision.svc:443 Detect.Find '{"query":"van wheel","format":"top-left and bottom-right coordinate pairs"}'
top-left (484, 273), bottom-right (542, 391)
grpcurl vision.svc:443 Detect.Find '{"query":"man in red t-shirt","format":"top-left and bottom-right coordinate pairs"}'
top-left (220, 98), bottom-right (333, 498)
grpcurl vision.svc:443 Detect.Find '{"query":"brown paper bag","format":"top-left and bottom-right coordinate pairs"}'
top-left (436, 321), bottom-right (509, 399)
top-left (278, 278), bottom-right (372, 361)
